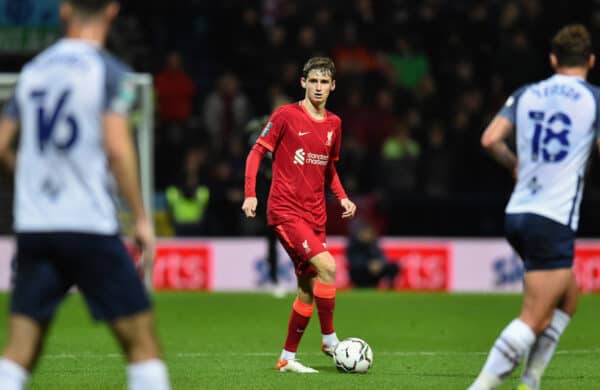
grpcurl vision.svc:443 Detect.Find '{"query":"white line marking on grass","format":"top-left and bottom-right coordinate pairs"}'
top-left (43, 349), bottom-right (600, 359)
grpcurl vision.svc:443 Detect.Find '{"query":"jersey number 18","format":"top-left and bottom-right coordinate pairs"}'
top-left (528, 110), bottom-right (571, 163)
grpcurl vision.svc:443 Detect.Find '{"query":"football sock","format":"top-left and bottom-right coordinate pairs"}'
top-left (520, 309), bottom-right (570, 390)
top-left (281, 298), bottom-right (313, 359)
top-left (469, 319), bottom-right (535, 390)
top-left (0, 358), bottom-right (28, 390)
top-left (322, 332), bottom-right (339, 347)
top-left (127, 359), bottom-right (170, 390)
top-left (314, 280), bottom-right (336, 335)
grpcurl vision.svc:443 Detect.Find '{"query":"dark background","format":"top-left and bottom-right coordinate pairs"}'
top-left (2, 0), bottom-right (600, 237)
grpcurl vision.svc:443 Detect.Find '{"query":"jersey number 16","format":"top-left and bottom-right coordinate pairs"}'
top-left (30, 88), bottom-right (79, 153)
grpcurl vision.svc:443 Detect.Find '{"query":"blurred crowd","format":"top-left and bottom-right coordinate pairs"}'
top-left (4, 0), bottom-right (600, 236)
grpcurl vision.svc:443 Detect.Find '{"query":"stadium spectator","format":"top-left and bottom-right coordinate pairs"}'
top-left (346, 219), bottom-right (399, 288)
top-left (154, 51), bottom-right (196, 123)
top-left (470, 24), bottom-right (596, 390)
top-left (242, 57), bottom-right (356, 373)
top-left (202, 72), bottom-right (251, 151)
top-left (333, 21), bottom-right (380, 77)
top-left (0, 1), bottom-right (170, 389)
top-left (379, 120), bottom-right (421, 194)
top-left (166, 147), bottom-right (210, 236)
top-left (382, 36), bottom-right (430, 90)
top-left (207, 159), bottom-right (244, 236)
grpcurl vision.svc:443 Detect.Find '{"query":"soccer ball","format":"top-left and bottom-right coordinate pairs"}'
top-left (332, 337), bottom-right (373, 373)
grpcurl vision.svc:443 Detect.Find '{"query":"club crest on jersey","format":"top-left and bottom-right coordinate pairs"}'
top-left (261, 122), bottom-right (273, 137)
top-left (326, 131), bottom-right (333, 146)
top-left (302, 240), bottom-right (311, 253)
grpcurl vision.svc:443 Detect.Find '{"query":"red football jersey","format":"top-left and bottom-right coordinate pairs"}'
top-left (256, 101), bottom-right (343, 228)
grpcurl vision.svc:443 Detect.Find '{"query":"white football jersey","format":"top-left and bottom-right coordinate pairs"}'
top-left (2, 39), bottom-right (136, 234)
top-left (500, 74), bottom-right (600, 230)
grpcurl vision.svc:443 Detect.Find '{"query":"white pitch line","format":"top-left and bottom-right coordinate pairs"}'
top-left (43, 349), bottom-right (600, 359)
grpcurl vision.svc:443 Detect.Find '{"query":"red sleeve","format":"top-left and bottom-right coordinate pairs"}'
top-left (256, 107), bottom-right (286, 152)
top-left (244, 143), bottom-right (268, 198)
top-left (331, 118), bottom-right (342, 161)
top-left (326, 161), bottom-right (347, 200)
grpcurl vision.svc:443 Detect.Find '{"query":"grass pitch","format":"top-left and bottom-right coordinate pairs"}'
top-left (1, 291), bottom-right (599, 389)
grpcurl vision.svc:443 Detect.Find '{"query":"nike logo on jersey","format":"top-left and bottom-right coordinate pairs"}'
top-left (298, 131), bottom-right (310, 136)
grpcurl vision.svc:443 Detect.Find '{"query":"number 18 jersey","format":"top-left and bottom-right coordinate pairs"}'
top-left (499, 74), bottom-right (600, 230)
top-left (2, 39), bottom-right (136, 234)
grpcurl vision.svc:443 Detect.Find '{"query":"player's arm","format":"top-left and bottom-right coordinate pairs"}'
top-left (481, 115), bottom-right (518, 176)
top-left (242, 110), bottom-right (284, 218)
top-left (242, 143), bottom-right (268, 218)
top-left (103, 114), bottom-right (153, 255)
top-left (0, 117), bottom-right (17, 172)
top-left (326, 161), bottom-right (356, 219)
top-left (104, 114), bottom-right (145, 220)
top-left (0, 94), bottom-right (20, 172)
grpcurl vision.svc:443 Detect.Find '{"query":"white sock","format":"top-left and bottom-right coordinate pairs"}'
top-left (469, 319), bottom-right (536, 390)
top-left (0, 358), bottom-right (29, 390)
top-left (127, 359), bottom-right (170, 390)
top-left (322, 332), bottom-right (339, 347)
top-left (280, 349), bottom-right (296, 361)
top-left (520, 309), bottom-right (570, 390)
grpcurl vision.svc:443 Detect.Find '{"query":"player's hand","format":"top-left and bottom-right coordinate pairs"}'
top-left (242, 197), bottom-right (258, 218)
top-left (134, 216), bottom-right (156, 258)
top-left (340, 198), bottom-right (357, 219)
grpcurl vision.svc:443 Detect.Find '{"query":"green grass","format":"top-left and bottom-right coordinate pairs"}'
top-left (1, 292), bottom-right (600, 389)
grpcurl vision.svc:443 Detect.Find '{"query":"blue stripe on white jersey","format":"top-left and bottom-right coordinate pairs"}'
top-left (6, 39), bottom-right (136, 234)
top-left (500, 74), bottom-right (600, 230)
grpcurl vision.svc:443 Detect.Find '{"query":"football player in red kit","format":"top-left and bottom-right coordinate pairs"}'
top-left (242, 57), bottom-right (356, 373)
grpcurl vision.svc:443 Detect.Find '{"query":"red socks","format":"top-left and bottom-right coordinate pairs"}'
top-left (314, 280), bottom-right (336, 335)
top-left (283, 298), bottom-right (313, 353)
top-left (282, 281), bottom-right (337, 354)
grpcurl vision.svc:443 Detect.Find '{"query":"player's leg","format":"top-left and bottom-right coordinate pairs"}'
top-left (0, 316), bottom-right (47, 390)
top-left (519, 270), bottom-right (577, 390)
top-left (68, 234), bottom-right (170, 389)
top-left (470, 213), bottom-right (573, 390)
top-left (309, 251), bottom-right (340, 355)
top-left (0, 233), bottom-right (70, 390)
top-left (109, 310), bottom-right (170, 388)
top-left (276, 275), bottom-right (318, 373)
top-left (272, 222), bottom-right (320, 373)
top-left (469, 269), bottom-right (570, 390)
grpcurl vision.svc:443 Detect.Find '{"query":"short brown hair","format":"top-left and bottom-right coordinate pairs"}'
top-left (64, 0), bottom-right (114, 15)
top-left (551, 24), bottom-right (592, 67)
top-left (302, 57), bottom-right (336, 80)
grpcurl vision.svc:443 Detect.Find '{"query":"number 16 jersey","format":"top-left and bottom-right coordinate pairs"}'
top-left (499, 74), bottom-right (600, 230)
top-left (3, 39), bottom-right (136, 234)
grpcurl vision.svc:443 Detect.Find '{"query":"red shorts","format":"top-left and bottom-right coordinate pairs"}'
top-left (273, 219), bottom-right (328, 277)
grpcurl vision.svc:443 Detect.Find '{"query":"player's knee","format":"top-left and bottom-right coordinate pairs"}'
top-left (111, 311), bottom-right (161, 361)
top-left (316, 256), bottom-right (336, 282)
top-left (311, 252), bottom-right (335, 280)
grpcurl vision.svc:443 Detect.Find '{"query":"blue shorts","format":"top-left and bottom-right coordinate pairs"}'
top-left (505, 213), bottom-right (575, 271)
top-left (11, 232), bottom-right (151, 323)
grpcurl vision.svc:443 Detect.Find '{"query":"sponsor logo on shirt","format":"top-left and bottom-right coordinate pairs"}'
top-left (326, 131), bottom-right (333, 146)
top-left (293, 148), bottom-right (329, 166)
top-left (261, 121), bottom-right (273, 137)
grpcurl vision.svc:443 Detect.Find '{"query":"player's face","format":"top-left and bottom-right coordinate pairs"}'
top-left (301, 69), bottom-right (335, 106)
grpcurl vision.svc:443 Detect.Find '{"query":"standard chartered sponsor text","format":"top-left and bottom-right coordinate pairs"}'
top-left (306, 152), bottom-right (328, 166)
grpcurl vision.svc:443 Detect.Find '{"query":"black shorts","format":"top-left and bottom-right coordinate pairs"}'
top-left (505, 213), bottom-right (575, 272)
top-left (11, 232), bottom-right (151, 323)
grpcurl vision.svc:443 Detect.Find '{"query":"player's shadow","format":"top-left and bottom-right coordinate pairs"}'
top-left (311, 365), bottom-right (344, 373)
